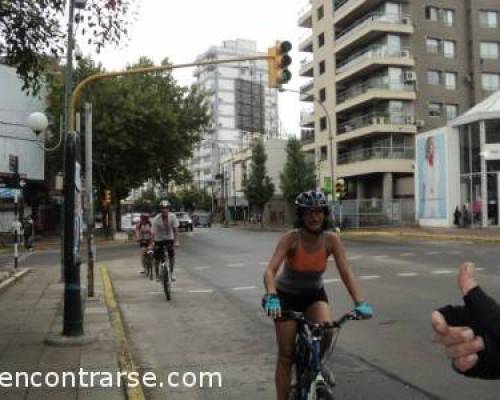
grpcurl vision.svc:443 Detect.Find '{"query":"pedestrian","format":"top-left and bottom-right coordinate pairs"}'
top-left (22, 215), bottom-right (34, 250)
top-left (432, 263), bottom-right (500, 379)
top-left (453, 206), bottom-right (462, 227)
top-left (462, 205), bottom-right (470, 228)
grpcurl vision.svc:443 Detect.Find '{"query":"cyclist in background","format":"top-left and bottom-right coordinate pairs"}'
top-left (151, 200), bottom-right (179, 281)
top-left (135, 214), bottom-right (153, 274)
top-left (262, 191), bottom-right (373, 400)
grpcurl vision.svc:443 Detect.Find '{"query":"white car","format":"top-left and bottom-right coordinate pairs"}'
top-left (175, 212), bottom-right (193, 231)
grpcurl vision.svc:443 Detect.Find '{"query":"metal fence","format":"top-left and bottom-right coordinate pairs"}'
top-left (331, 199), bottom-right (415, 229)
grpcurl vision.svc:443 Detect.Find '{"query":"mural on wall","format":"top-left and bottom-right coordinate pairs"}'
top-left (417, 132), bottom-right (447, 219)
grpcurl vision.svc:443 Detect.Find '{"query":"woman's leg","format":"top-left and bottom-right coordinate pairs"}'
top-left (275, 320), bottom-right (297, 400)
top-left (305, 301), bottom-right (332, 355)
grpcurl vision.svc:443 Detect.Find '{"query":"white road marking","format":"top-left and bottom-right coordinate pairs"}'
top-left (194, 266), bottom-right (211, 270)
top-left (347, 255), bottom-right (362, 261)
top-left (397, 272), bottom-right (419, 277)
top-left (426, 251), bottom-right (439, 255)
top-left (324, 278), bottom-right (341, 283)
top-left (448, 251), bottom-right (462, 255)
top-left (259, 261), bottom-right (268, 266)
top-left (232, 286), bottom-right (257, 291)
top-left (227, 263), bottom-right (244, 268)
top-left (359, 275), bottom-right (381, 280)
top-left (400, 253), bottom-right (415, 257)
top-left (475, 267), bottom-right (485, 272)
top-left (188, 289), bottom-right (214, 294)
top-left (432, 270), bottom-right (454, 275)
top-left (374, 255), bottom-right (388, 259)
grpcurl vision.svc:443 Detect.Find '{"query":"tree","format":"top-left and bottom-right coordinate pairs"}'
top-left (280, 137), bottom-right (316, 205)
top-left (244, 139), bottom-right (275, 219)
top-left (0, 0), bottom-right (135, 94)
top-left (179, 187), bottom-right (211, 212)
top-left (45, 55), bottom-right (210, 231)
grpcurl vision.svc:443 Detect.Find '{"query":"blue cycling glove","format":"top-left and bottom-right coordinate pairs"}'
top-left (262, 294), bottom-right (281, 316)
top-left (355, 302), bottom-right (373, 318)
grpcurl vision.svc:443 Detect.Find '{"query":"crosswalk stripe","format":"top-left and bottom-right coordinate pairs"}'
top-left (259, 261), bottom-right (268, 266)
top-left (324, 278), bottom-right (341, 283)
top-left (400, 253), bottom-right (415, 257)
top-left (347, 255), bottom-right (362, 261)
top-left (227, 263), bottom-right (244, 268)
top-left (188, 289), bottom-right (214, 294)
top-left (475, 267), bottom-right (485, 272)
top-left (359, 275), bottom-right (380, 280)
top-left (432, 270), bottom-right (453, 275)
top-left (232, 286), bottom-right (257, 291)
top-left (374, 255), bottom-right (388, 259)
top-left (397, 272), bottom-right (418, 277)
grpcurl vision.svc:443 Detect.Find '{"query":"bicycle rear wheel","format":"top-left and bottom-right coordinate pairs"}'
top-left (161, 262), bottom-right (171, 301)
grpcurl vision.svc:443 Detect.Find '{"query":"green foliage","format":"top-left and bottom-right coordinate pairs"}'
top-left (45, 55), bottom-right (210, 207)
top-left (179, 187), bottom-right (211, 212)
top-left (244, 139), bottom-right (275, 213)
top-left (0, 0), bottom-right (135, 94)
top-left (280, 137), bottom-right (316, 205)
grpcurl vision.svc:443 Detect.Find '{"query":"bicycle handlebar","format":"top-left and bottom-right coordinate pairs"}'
top-left (279, 310), bottom-right (368, 329)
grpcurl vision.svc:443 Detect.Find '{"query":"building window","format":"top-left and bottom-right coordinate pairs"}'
top-left (480, 42), bottom-right (499, 59)
top-left (443, 40), bottom-right (456, 58)
top-left (320, 146), bottom-right (327, 161)
top-left (445, 104), bottom-right (458, 120)
top-left (317, 5), bottom-right (324, 20)
top-left (319, 88), bottom-right (326, 102)
top-left (480, 10), bottom-right (499, 28)
top-left (319, 116), bottom-right (327, 131)
top-left (442, 9), bottom-right (455, 26)
top-left (426, 38), bottom-right (440, 54)
top-left (425, 6), bottom-right (439, 21)
top-left (319, 60), bottom-right (325, 75)
top-left (482, 73), bottom-right (500, 91)
top-left (427, 70), bottom-right (441, 85)
top-left (428, 102), bottom-right (442, 117)
top-left (444, 72), bottom-right (457, 90)
top-left (318, 32), bottom-right (325, 48)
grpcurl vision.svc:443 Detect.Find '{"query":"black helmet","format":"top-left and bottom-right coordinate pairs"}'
top-left (295, 191), bottom-right (328, 209)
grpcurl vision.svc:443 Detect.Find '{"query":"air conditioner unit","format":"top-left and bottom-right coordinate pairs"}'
top-left (372, 117), bottom-right (385, 125)
top-left (401, 16), bottom-right (411, 24)
top-left (416, 120), bottom-right (425, 128)
top-left (400, 49), bottom-right (410, 58)
top-left (405, 116), bottom-right (415, 125)
top-left (344, 124), bottom-right (353, 132)
top-left (404, 71), bottom-right (417, 82)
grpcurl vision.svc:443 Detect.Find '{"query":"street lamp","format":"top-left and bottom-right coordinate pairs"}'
top-left (27, 112), bottom-right (64, 152)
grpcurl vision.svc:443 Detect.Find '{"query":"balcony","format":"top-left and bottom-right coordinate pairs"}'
top-left (300, 80), bottom-right (314, 102)
top-left (336, 46), bottom-right (414, 83)
top-left (298, 0), bottom-right (313, 28)
top-left (300, 110), bottom-right (315, 126)
top-left (337, 112), bottom-right (417, 139)
top-left (333, 0), bottom-right (380, 25)
top-left (336, 81), bottom-right (416, 113)
top-left (337, 145), bottom-right (415, 165)
top-left (300, 128), bottom-right (315, 144)
top-left (298, 32), bottom-right (314, 52)
top-left (335, 13), bottom-right (414, 56)
top-left (299, 56), bottom-right (314, 77)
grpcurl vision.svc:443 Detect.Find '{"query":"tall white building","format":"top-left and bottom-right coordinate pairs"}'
top-left (190, 39), bottom-right (280, 189)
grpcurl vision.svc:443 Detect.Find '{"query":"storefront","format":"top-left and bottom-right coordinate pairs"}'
top-left (416, 91), bottom-right (500, 228)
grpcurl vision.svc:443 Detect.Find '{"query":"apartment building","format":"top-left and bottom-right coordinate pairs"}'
top-left (298, 0), bottom-right (500, 200)
top-left (190, 39), bottom-right (280, 190)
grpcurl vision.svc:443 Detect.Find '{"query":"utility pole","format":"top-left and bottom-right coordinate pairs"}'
top-left (85, 103), bottom-right (95, 297)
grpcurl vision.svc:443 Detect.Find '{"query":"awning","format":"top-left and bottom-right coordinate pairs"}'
top-left (451, 90), bottom-right (500, 127)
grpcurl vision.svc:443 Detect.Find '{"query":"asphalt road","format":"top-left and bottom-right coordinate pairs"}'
top-left (103, 228), bottom-right (500, 400)
top-left (15, 229), bottom-right (500, 399)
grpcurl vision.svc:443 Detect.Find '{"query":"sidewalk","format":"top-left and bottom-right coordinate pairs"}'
top-left (0, 262), bottom-right (123, 400)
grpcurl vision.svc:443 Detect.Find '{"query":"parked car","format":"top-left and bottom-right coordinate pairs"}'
top-left (192, 212), bottom-right (211, 227)
top-left (175, 212), bottom-right (193, 231)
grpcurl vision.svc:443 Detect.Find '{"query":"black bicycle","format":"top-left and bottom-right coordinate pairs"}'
top-left (142, 248), bottom-right (154, 280)
top-left (282, 309), bottom-right (367, 400)
top-left (157, 248), bottom-right (171, 301)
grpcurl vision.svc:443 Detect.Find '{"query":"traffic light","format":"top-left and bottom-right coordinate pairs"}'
top-left (104, 189), bottom-right (112, 206)
top-left (335, 178), bottom-right (346, 200)
top-left (267, 41), bottom-right (292, 88)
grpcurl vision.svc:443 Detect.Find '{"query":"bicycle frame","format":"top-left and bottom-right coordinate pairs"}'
top-left (282, 310), bottom-right (361, 400)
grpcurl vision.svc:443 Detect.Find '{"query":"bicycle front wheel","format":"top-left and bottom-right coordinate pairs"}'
top-left (161, 264), bottom-right (171, 301)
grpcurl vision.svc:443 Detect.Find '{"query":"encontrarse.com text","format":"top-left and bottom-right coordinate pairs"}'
top-left (0, 369), bottom-right (222, 389)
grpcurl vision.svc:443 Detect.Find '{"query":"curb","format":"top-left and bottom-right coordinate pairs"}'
top-left (340, 231), bottom-right (500, 244)
top-left (0, 268), bottom-right (31, 295)
top-left (101, 266), bottom-right (146, 400)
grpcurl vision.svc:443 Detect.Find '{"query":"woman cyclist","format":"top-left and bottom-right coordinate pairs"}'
top-left (135, 214), bottom-right (153, 274)
top-left (262, 191), bottom-right (373, 400)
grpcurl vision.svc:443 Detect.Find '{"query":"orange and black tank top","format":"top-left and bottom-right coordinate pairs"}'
top-left (276, 232), bottom-right (329, 293)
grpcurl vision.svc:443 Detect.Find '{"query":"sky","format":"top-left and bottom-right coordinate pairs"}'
top-left (86, 0), bottom-right (310, 137)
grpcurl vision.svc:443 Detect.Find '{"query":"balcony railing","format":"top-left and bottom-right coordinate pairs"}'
top-left (301, 129), bottom-right (315, 144)
top-left (336, 12), bottom-right (412, 44)
top-left (337, 146), bottom-right (415, 165)
top-left (337, 112), bottom-right (415, 134)
top-left (300, 81), bottom-right (314, 94)
top-left (337, 80), bottom-right (414, 104)
top-left (334, 0), bottom-right (351, 12)
top-left (297, 0), bottom-right (312, 16)
top-left (300, 56), bottom-right (314, 66)
top-left (300, 110), bottom-right (315, 125)
top-left (336, 46), bottom-right (411, 74)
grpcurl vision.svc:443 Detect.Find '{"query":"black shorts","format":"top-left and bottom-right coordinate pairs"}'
top-left (277, 287), bottom-right (329, 313)
top-left (138, 239), bottom-right (151, 248)
top-left (154, 240), bottom-right (174, 261)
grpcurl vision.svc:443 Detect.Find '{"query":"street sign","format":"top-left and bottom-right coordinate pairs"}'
top-left (9, 154), bottom-right (18, 173)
